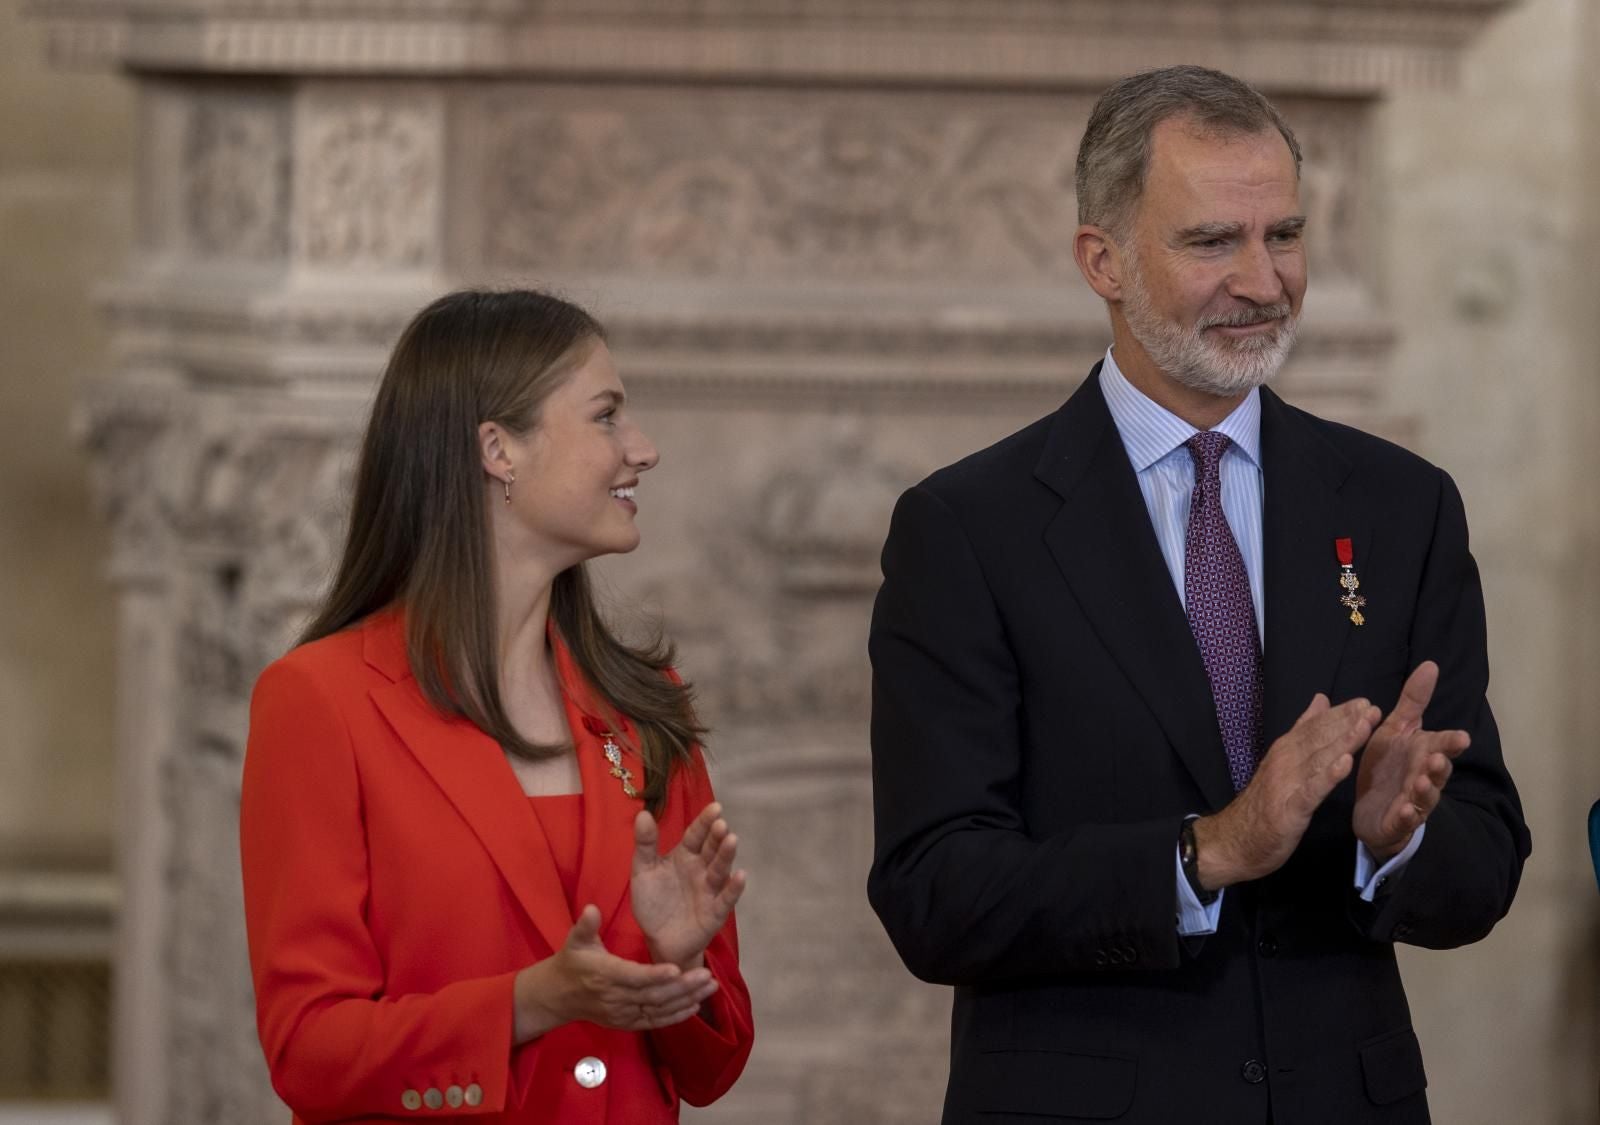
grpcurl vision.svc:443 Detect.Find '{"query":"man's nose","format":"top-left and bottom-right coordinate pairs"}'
top-left (1228, 240), bottom-right (1288, 306)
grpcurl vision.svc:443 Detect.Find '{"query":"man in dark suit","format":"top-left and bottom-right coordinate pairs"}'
top-left (867, 65), bottom-right (1530, 1125)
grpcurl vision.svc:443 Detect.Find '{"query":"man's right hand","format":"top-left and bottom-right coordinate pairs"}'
top-left (1192, 694), bottom-right (1380, 890)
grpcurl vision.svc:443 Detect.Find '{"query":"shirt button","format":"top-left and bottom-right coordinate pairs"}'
top-left (1257, 936), bottom-right (1278, 958)
top-left (400, 1090), bottom-right (422, 1111)
top-left (574, 1056), bottom-right (607, 1088)
top-left (445, 1086), bottom-right (464, 1108)
top-left (1241, 1059), bottom-right (1267, 1084)
top-left (463, 1084), bottom-right (483, 1107)
top-left (423, 1088), bottom-right (444, 1109)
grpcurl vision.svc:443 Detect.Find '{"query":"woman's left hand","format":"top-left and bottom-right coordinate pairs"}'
top-left (630, 802), bottom-right (747, 972)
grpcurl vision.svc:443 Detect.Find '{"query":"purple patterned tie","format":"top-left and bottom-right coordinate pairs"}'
top-left (1184, 432), bottom-right (1263, 791)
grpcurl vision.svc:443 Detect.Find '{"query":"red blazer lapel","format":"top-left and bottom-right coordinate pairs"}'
top-left (362, 613), bottom-right (576, 956)
top-left (550, 630), bottom-right (646, 933)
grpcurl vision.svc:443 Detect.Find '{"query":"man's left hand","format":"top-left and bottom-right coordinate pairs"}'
top-left (1352, 661), bottom-right (1470, 861)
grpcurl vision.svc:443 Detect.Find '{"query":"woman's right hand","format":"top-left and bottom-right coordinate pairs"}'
top-left (512, 905), bottom-right (720, 1043)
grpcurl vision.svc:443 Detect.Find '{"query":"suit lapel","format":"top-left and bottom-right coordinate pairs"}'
top-left (1258, 388), bottom-right (1364, 740)
top-left (551, 631), bottom-right (645, 934)
top-left (1035, 369), bottom-right (1235, 811)
top-left (363, 614), bottom-right (575, 955)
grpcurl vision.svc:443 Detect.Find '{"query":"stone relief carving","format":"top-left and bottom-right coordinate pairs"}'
top-left (470, 88), bottom-right (1368, 290)
top-left (77, 383), bottom-right (188, 583)
top-left (1276, 97), bottom-right (1371, 286)
top-left (80, 404), bottom-right (354, 1125)
top-left (161, 739), bottom-right (277, 1125)
top-left (637, 429), bottom-right (921, 726)
top-left (473, 94), bottom-right (1086, 280)
top-left (298, 92), bottom-right (440, 268)
top-left (184, 99), bottom-right (289, 261)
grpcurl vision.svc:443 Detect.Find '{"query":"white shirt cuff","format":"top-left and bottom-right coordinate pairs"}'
top-left (1175, 845), bottom-right (1223, 935)
top-left (1354, 824), bottom-right (1426, 902)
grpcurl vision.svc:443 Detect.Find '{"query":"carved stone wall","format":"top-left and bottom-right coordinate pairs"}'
top-left (31, 3), bottom-right (1529, 1124)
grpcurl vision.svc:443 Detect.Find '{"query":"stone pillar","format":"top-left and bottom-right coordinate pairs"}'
top-left (33, 3), bottom-right (1517, 1123)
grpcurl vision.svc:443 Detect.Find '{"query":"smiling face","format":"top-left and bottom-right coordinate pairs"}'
top-left (1095, 118), bottom-right (1307, 418)
top-left (487, 340), bottom-right (658, 574)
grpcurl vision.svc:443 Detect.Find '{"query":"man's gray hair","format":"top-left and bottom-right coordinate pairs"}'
top-left (1075, 65), bottom-right (1302, 237)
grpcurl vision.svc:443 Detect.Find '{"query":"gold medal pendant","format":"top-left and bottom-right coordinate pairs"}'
top-left (601, 734), bottom-right (640, 799)
top-left (1335, 538), bottom-right (1367, 626)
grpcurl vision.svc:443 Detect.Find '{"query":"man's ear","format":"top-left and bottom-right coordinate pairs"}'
top-left (478, 421), bottom-right (515, 483)
top-left (1073, 224), bottom-right (1126, 302)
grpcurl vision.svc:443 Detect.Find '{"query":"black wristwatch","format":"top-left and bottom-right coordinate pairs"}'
top-left (1178, 818), bottom-right (1218, 906)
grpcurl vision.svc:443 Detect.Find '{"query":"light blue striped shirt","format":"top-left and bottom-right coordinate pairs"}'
top-left (1097, 349), bottom-right (1265, 642)
top-left (1096, 349), bottom-right (1419, 936)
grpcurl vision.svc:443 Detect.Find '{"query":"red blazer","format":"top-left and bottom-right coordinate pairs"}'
top-left (240, 609), bottom-right (754, 1124)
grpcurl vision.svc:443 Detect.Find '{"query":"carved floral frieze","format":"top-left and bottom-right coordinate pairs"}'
top-left (296, 90), bottom-right (441, 268)
top-left (184, 98), bottom-right (290, 261)
top-left (470, 93), bottom-right (1086, 281)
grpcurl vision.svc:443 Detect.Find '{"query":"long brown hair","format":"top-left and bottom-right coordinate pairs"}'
top-left (300, 288), bottom-right (704, 812)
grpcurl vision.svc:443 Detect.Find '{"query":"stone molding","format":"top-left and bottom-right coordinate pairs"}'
top-left (38, 0), bottom-right (1512, 91)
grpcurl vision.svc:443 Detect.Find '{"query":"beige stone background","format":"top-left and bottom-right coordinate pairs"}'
top-left (1, 0), bottom-right (1597, 1123)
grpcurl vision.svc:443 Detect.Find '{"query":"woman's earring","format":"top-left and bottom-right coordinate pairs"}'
top-left (503, 470), bottom-right (516, 506)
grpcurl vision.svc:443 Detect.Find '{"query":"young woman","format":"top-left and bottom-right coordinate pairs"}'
top-left (240, 289), bottom-right (753, 1123)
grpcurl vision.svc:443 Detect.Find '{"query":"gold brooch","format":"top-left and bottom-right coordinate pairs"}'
top-left (600, 733), bottom-right (639, 799)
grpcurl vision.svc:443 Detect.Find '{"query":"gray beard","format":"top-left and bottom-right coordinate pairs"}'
top-left (1120, 264), bottom-right (1299, 397)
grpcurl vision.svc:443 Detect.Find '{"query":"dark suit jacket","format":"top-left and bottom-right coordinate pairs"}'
top-left (867, 367), bottom-right (1530, 1125)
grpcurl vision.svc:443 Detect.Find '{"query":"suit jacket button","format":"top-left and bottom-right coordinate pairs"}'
top-left (1123, 945), bottom-right (1138, 963)
top-left (1241, 1059), bottom-right (1267, 1084)
top-left (463, 1084), bottom-right (483, 1107)
top-left (1092, 950), bottom-right (1108, 967)
top-left (1257, 936), bottom-right (1278, 958)
top-left (574, 1056), bottom-right (607, 1089)
top-left (423, 1088), bottom-right (444, 1110)
top-left (401, 1090), bottom-right (422, 1111)
top-left (445, 1086), bottom-right (464, 1108)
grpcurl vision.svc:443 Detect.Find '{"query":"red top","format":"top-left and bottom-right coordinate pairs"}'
top-left (527, 794), bottom-right (584, 910)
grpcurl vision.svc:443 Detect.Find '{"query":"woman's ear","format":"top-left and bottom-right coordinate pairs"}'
top-left (478, 421), bottom-right (515, 483)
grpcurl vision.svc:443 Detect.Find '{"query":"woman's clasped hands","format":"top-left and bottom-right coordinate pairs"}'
top-left (512, 802), bottom-right (746, 1042)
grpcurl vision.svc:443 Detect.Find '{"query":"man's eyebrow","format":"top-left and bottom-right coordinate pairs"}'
top-left (1173, 221), bottom-right (1244, 243)
top-left (1172, 216), bottom-right (1308, 243)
